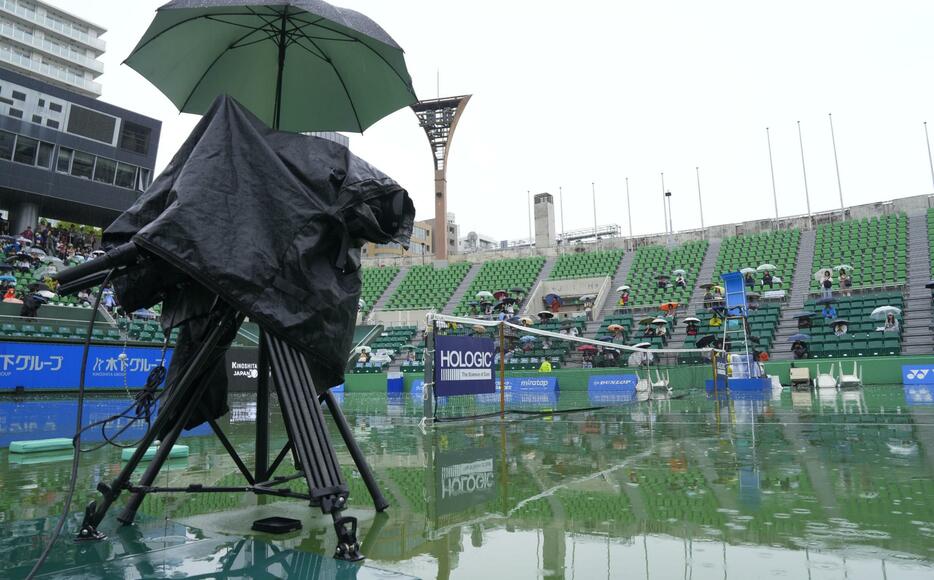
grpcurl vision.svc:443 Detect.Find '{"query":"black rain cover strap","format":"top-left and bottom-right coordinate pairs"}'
top-left (104, 95), bottom-right (414, 393)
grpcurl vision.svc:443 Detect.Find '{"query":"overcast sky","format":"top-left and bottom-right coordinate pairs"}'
top-left (47, 0), bottom-right (934, 241)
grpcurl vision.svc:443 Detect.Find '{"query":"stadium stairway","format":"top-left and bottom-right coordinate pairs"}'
top-left (585, 250), bottom-right (635, 337)
top-left (900, 212), bottom-right (933, 354)
top-left (442, 262), bottom-right (481, 315)
top-left (371, 265), bottom-right (407, 312)
top-left (771, 228), bottom-right (817, 359)
top-left (527, 255), bottom-right (557, 312)
top-left (668, 238), bottom-right (721, 347)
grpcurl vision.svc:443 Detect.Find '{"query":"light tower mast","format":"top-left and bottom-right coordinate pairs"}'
top-left (411, 95), bottom-right (471, 260)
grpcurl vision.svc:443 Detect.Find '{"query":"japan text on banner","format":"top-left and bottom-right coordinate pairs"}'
top-left (434, 335), bottom-right (496, 396)
top-left (0, 342), bottom-right (173, 390)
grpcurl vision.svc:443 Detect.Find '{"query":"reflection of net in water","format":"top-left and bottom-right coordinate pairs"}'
top-left (425, 314), bottom-right (721, 421)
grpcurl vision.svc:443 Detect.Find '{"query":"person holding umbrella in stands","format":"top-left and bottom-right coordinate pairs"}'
top-left (761, 270), bottom-right (774, 288)
top-left (820, 270), bottom-right (834, 300)
top-left (883, 312), bottom-right (899, 333)
top-left (792, 340), bottom-right (809, 360)
top-left (744, 271), bottom-right (755, 288)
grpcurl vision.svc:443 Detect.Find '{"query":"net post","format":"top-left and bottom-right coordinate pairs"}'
top-left (499, 321), bottom-right (506, 418)
top-left (423, 314), bottom-right (435, 421)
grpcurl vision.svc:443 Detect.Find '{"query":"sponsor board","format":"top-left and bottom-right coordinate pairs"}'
top-left (0, 342), bottom-right (173, 390)
top-left (434, 335), bottom-right (496, 396)
top-left (226, 347), bottom-right (258, 391)
top-left (903, 365), bottom-right (934, 384)
top-left (904, 384), bottom-right (934, 405)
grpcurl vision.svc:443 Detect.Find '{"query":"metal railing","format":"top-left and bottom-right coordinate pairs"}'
top-left (0, 0), bottom-right (105, 52)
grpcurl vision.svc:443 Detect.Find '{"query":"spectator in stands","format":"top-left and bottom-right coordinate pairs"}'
top-left (883, 312), bottom-right (899, 333)
top-left (821, 303), bottom-right (837, 320)
top-left (549, 298), bottom-right (561, 314)
top-left (833, 320), bottom-right (848, 337)
top-left (542, 336), bottom-right (552, 350)
top-left (584, 302), bottom-right (593, 322)
top-left (838, 269), bottom-right (853, 297)
top-left (656, 275), bottom-right (669, 289)
top-left (568, 325), bottom-right (580, 338)
top-left (675, 274), bottom-right (687, 288)
top-left (761, 270), bottom-right (774, 288)
top-left (792, 340), bottom-right (809, 359)
top-left (797, 315), bottom-right (812, 330)
top-left (744, 271), bottom-right (755, 288)
top-left (618, 289), bottom-right (630, 309)
top-left (20, 226), bottom-right (34, 241)
top-left (643, 324), bottom-right (656, 338)
top-left (357, 350), bottom-right (371, 364)
top-left (3, 287), bottom-right (16, 302)
top-left (702, 289), bottom-right (714, 309)
top-left (820, 270), bottom-right (834, 300)
top-left (656, 323), bottom-right (668, 341)
top-left (611, 328), bottom-right (626, 343)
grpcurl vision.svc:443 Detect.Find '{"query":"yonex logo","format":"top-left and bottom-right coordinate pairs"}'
top-left (907, 369), bottom-right (930, 380)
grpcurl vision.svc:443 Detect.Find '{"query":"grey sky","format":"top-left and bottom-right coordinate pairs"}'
top-left (48, 0), bottom-right (934, 241)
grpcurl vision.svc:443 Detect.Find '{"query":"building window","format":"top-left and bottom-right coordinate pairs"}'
top-left (13, 136), bottom-right (38, 165)
top-left (46, 119), bottom-right (59, 129)
top-left (115, 162), bottom-right (137, 189)
top-left (31, 114), bottom-right (42, 124)
top-left (56, 147), bottom-right (73, 173)
top-left (66, 105), bottom-right (116, 144)
top-left (38, 99), bottom-right (45, 108)
top-left (36, 142), bottom-right (54, 168)
top-left (8, 108), bottom-right (23, 119)
top-left (93, 157), bottom-right (116, 184)
top-left (49, 102), bottom-right (62, 113)
top-left (0, 97), bottom-right (12, 105)
top-left (71, 150), bottom-right (94, 179)
top-left (0, 130), bottom-right (14, 160)
top-left (11, 91), bottom-right (25, 101)
top-left (118, 121), bottom-right (151, 155)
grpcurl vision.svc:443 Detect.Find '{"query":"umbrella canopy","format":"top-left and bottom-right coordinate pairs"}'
top-left (672, 268), bottom-right (686, 276)
top-left (740, 267), bottom-right (756, 275)
top-left (560, 319), bottom-right (574, 327)
top-left (651, 317), bottom-right (668, 325)
top-left (133, 308), bottom-right (158, 320)
top-left (28, 282), bottom-right (52, 293)
top-left (833, 264), bottom-right (853, 272)
top-left (520, 335), bottom-right (537, 343)
top-left (683, 317), bottom-right (700, 324)
top-left (695, 335), bottom-right (717, 348)
top-left (637, 316), bottom-right (655, 325)
top-left (576, 344), bottom-right (597, 352)
top-left (519, 316), bottom-right (534, 326)
top-left (632, 341), bottom-right (652, 349)
top-left (510, 287), bottom-right (526, 294)
top-left (126, 0), bottom-right (416, 132)
top-left (656, 274), bottom-right (670, 281)
top-left (607, 324), bottom-right (624, 332)
top-left (659, 302), bottom-right (679, 312)
top-left (788, 333), bottom-right (811, 342)
top-left (476, 291), bottom-right (494, 300)
top-left (870, 305), bottom-right (901, 320)
top-left (830, 318), bottom-right (850, 326)
top-left (816, 296), bottom-right (836, 306)
top-left (472, 324), bottom-right (486, 333)
top-left (356, 345), bottom-right (372, 353)
top-left (746, 292), bottom-right (761, 300)
top-left (580, 294), bottom-right (597, 301)
top-left (926, 281), bottom-right (934, 289)
top-left (499, 297), bottom-right (517, 305)
top-left (543, 293), bottom-right (563, 306)
top-left (814, 268), bottom-right (834, 282)
top-left (0, 263), bottom-right (13, 272)
top-left (26, 247), bottom-right (46, 256)
top-left (616, 285), bottom-right (630, 292)
top-left (756, 264), bottom-right (777, 272)
top-left (399, 344), bottom-right (416, 351)
top-left (771, 276), bottom-right (782, 284)
top-left (537, 311), bottom-right (554, 319)
top-left (0, 275), bottom-right (15, 283)
top-left (493, 290), bottom-right (509, 300)
top-left (699, 282), bottom-right (716, 290)
top-left (36, 290), bottom-right (55, 299)
top-left (793, 312), bottom-right (817, 319)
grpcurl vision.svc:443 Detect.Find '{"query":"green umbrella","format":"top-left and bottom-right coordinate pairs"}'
top-left (126, 0), bottom-right (417, 131)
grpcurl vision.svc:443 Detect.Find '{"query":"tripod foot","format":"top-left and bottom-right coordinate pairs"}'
top-left (332, 516), bottom-right (363, 562)
top-left (75, 501), bottom-right (106, 542)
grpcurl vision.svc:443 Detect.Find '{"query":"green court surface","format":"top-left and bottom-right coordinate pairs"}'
top-left (1, 388), bottom-right (932, 579)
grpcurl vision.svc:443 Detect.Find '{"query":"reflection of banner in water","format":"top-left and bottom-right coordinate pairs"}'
top-left (0, 398), bottom-right (210, 447)
top-left (587, 374), bottom-right (638, 404)
top-left (412, 378), bottom-right (557, 406)
top-left (436, 446), bottom-right (497, 517)
top-left (0, 342), bottom-right (173, 390)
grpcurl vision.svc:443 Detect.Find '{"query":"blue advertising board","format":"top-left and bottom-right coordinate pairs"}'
top-left (434, 335), bottom-right (496, 396)
top-left (587, 374), bottom-right (638, 403)
top-left (904, 384), bottom-right (934, 405)
top-left (0, 342), bottom-right (173, 390)
top-left (902, 365), bottom-right (934, 385)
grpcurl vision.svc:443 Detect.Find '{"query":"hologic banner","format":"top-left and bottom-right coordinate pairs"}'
top-left (0, 341), bottom-right (173, 390)
top-left (434, 335), bottom-right (496, 396)
top-left (902, 365), bottom-right (934, 385)
top-left (587, 374), bottom-right (638, 403)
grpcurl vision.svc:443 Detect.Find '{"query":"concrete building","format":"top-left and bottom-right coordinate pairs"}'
top-left (459, 231), bottom-right (499, 253)
top-left (0, 0), bottom-right (105, 99)
top-left (362, 218), bottom-right (433, 259)
top-left (534, 192), bottom-right (556, 248)
top-left (0, 67), bottom-right (160, 233)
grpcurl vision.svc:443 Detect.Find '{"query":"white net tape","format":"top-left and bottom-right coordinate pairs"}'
top-left (427, 312), bottom-right (723, 356)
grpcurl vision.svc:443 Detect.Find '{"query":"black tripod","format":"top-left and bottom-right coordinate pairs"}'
top-left (75, 302), bottom-right (388, 562)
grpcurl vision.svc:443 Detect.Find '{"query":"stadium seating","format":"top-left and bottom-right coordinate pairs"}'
top-left (928, 208), bottom-right (934, 276)
top-left (360, 266), bottom-right (399, 312)
top-left (809, 214), bottom-right (907, 293)
top-left (383, 262), bottom-right (471, 310)
top-left (351, 325), bottom-right (417, 373)
top-left (802, 292), bottom-right (903, 358)
top-left (625, 241), bottom-right (708, 307)
top-left (713, 230), bottom-right (799, 291)
top-left (548, 249), bottom-right (624, 280)
top-left (453, 256), bottom-right (545, 315)
top-left (678, 303), bottom-right (782, 362)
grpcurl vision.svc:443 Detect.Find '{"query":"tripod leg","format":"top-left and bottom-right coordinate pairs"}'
top-left (321, 389), bottom-right (389, 512)
top-left (117, 415), bottom-right (188, 524)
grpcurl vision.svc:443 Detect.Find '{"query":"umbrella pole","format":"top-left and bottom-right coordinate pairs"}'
top-left (273, 10), bottom-right (288, 130)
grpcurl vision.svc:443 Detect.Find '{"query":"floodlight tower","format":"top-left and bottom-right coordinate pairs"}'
top-left (412, 95), bottom-right (471, 260)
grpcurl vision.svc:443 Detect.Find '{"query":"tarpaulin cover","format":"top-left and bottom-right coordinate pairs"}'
top-left (104, 95), bottom-right (413, 425)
